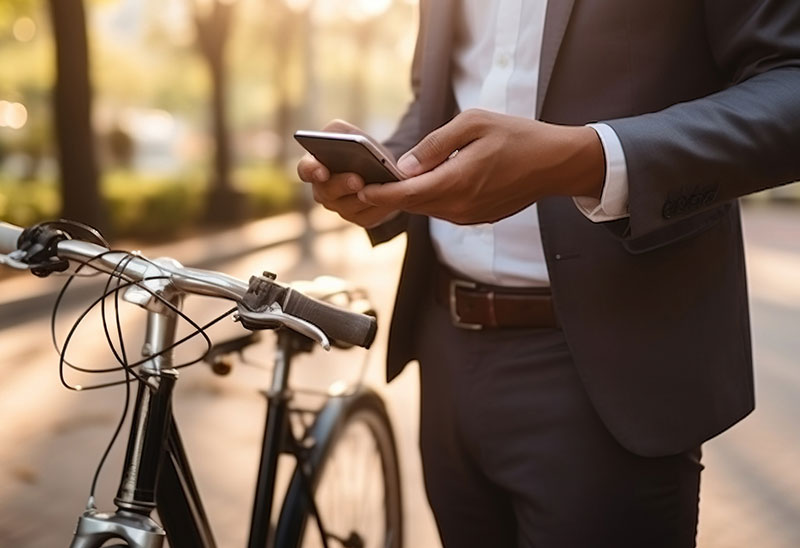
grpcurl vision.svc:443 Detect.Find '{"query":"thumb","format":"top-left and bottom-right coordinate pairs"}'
top-left (397, 113), bottom-right (479, 177)
top-left (322, 118), bottom-right (364, 135)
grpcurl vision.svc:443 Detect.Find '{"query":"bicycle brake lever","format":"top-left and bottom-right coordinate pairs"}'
top-left (0, 250), bottom-right (31, 270)
top-left (237, 305), bottom-right (331, 351)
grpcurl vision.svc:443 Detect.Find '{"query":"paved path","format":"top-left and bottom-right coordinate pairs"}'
top-left (696, 203), bottom-right (800, 548)
top-left (0, 204), bottom-right (799, 547)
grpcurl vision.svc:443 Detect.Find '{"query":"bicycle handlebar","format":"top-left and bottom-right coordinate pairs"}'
top-left (283, 290), bottom-right (376, 348)
top-left (0, 221), bottom-right (377, 349)
top-left (0, 222), bottom-right (23, 255)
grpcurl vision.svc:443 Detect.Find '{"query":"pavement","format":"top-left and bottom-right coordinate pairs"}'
top-left (1, 203), bottom-right (799, 547)
top-left (0, 208), bottom-right (441, 548)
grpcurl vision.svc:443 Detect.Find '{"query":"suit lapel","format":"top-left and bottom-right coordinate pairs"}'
top-left (420, 0), bottom-right (458, 131)
top-left (537, 0), bottom-right (577, 118)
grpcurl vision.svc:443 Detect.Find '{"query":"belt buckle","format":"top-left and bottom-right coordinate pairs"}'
top-left (449, 278), bottom-right (483, 330)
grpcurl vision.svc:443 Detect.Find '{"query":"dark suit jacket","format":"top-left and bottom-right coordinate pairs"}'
top-left (370, 0), bottom-right (800, 457)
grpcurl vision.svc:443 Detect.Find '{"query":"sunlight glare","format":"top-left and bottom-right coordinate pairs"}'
top-left (346, 0), bottom-right (392, 22)
top-left (285, 0), bottom-right (313, 13)
top-left (126, 109), bottom-right (176, 141)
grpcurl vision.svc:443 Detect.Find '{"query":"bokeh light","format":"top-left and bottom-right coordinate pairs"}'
top-left (0, 101), bottom-right (28, 130)
top-left (12, 17), bottom-right (37, 43)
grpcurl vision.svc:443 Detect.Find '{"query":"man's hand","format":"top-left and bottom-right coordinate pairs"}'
top-left (297, 120), bottom-right (399, 228)
top-left (357, 109), bottom-right (606, 225)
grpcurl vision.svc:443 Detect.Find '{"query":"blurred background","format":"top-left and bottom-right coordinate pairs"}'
top-left (1, 1), bottom-right (799, 547)
top-left (0, 0), bottom-right (417, 238)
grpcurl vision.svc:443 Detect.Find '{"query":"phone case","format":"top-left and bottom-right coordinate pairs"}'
top-left (294, 132), bottom-right (403, 184)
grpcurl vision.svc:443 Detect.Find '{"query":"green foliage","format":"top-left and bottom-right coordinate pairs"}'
top-left (104, 171), bottom-right (206, 239)
top-left (0, 0), bottom-right (415, 241)
top-left (0, 176), bottom-right (60, 226)
top-left (0, 0), bottom-right (37, 27)
top-left (235, 163), bottom-right (301, 218)
top-left (0, 165), bottom-right (297, 240)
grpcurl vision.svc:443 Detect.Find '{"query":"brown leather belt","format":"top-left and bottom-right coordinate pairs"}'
top-left (435, 265), bottom-right (559, 330)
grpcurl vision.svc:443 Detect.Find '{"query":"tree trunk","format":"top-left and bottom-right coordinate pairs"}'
top-left (209, 50), bottom-right (232, 195)
top-left (48, 0), bottom-right (104, 230)
top-left (195, 0), bottom-right (240, 224)
top-left (349, 23), bottom-right (372, 130)
top-left (272, 2), bottom-right (293, 168)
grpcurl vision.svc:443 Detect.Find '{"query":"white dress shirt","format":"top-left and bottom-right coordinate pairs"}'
top-left (429, 0), bottom-right (630, 287)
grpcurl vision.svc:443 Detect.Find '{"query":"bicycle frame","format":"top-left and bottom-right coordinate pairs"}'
top-left (69, 290), bottom-right (304, 548)
top-left (0, 221), bottom-right (386, 548)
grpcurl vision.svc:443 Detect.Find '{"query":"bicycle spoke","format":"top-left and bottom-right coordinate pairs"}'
top-left (301, 414), bottom-right (395, 548)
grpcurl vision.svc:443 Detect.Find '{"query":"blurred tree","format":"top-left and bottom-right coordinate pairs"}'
top-left (269, 0), bottom-right (311, 167)
top-left (47, 0), bottom-right (104, 229)
top-left (0, 1), bottom-right (50, 183)
top-left (18, 118), bottom-right (49, 181)
top-left (193, 0), bottom-right (241, 223)
top-left (349, 21), bottom-right (373, 129)
top-left (271, 0), bottom-right (294, 167)
top-left (106, 123), bottom-right (134, 169)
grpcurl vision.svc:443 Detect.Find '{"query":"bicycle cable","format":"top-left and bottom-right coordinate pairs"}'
top-left (51, 249), bottom-right (236, 388)
top-left (48, 248), bottom-right (237, 507)
top-left (86, 253), bottom-right (136, 508)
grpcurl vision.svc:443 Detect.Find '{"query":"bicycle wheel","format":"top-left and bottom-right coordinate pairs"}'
top-left (276, 389), bottom-right (403, 548)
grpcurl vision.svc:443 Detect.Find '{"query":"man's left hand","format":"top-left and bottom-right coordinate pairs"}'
top-left (357, 109), bottom-right (606, 224)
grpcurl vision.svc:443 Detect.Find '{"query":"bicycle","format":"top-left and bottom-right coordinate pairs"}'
top-left (0, 220), bottom-right (403, 548)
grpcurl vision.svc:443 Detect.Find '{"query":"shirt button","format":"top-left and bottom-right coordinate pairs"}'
top-left (496, 53), bottom-right (510, 68)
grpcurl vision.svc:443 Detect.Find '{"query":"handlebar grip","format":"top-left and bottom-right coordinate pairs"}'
top-left (282, 289), bottom-right (378, 349)
top-left (0, 222), bottom-right (23, 254)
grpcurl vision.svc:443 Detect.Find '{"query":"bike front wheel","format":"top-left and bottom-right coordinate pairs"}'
top-left (276, 389), bottom-right (403, 548)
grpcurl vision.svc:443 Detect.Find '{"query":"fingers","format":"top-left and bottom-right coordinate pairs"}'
top-left (358, 207), bottom-right (400, 228)
top-left (297, 153), bottom-right (330, 183)
top-left (322, 119), bottom-right (364, 135)
top-left (358, 157), bottom-right (459, 211)
top-left (357, 178), bottom-right (426, 212)
top-left (303, 168), bottom-right (396, 228)
top-left (299, 152), bottom-right (367, 201)
top-left (396, 109), bottom-right (486, 176)
top-left (298, 117), bottom-right (367, 183)
top-left (297, 118), bottom-right (401, 228)
top-left (312, 173), bottom-right (365, 203)
top-left (321, 194), bottom-right (397, 228)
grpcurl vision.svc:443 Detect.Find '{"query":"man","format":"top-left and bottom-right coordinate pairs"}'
top-left (298, 0), bottom-right (800, 546)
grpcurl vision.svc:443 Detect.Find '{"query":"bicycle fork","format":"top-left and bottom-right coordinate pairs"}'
top-left (70, 298), bottom-right (180, 548)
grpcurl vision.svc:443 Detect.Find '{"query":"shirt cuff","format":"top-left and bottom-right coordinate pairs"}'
top-left (573, 123), bottom-right (630, 222)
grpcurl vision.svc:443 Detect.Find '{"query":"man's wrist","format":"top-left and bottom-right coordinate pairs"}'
top-left (575, 123), bottom-right (630, 221)
top-left (566, 125), bottom-right (606, 200)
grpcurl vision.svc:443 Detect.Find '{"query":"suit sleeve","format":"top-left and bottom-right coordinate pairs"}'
top-left (603, 0), bottom-right (800, 241)
top-left (366, 1), bottom-right (429, 245)
top-left (382, 0), bottom-right (426, 160)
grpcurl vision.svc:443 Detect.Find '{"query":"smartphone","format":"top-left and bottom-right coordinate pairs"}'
top-left (294, 130), bottom-right (405, 184)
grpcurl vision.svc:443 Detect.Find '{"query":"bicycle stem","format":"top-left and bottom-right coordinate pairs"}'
top-left (140, 299), bottom-right (182, 373)
top-left (116, 293), bottom-right (184, 512)
top-left (69, 302), bottom-right (181, 547)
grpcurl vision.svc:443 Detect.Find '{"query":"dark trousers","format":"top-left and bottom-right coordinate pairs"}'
top-left (416, 292), bottom-right (703, 548)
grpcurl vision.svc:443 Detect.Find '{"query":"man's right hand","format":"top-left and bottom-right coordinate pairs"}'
top-left (297, 120), bottom-right (399, 228)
